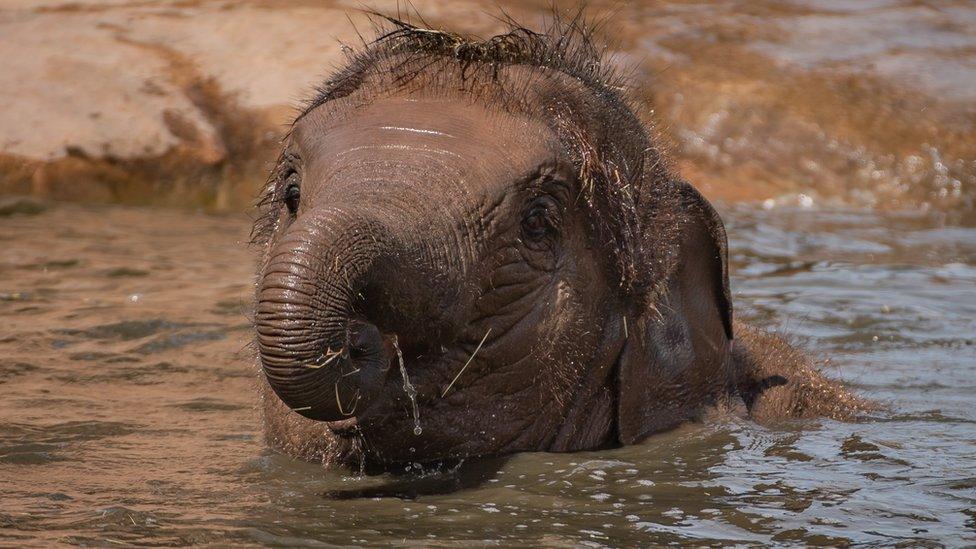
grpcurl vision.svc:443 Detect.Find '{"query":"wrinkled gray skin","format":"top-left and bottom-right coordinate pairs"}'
top-left (253, 27), bottom-right (859, 467)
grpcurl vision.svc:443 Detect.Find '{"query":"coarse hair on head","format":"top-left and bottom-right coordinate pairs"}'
top-left (298, 8), bottom-right (623, 117)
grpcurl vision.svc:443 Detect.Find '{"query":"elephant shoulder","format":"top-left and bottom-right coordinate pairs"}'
top-left (731, 321), bottom-right (876, 422)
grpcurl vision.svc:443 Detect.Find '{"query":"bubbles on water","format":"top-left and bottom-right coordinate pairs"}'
top-left (761, 193), bottom-right (818, 210)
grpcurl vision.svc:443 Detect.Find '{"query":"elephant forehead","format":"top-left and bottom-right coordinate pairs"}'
top-left (295, 96), bottom-right (558, 189)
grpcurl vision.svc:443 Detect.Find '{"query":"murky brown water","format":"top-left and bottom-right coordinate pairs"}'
top-left (1, 200), bottom-right (973, 546)
top-left (2, 0), bottom-right (976, 546)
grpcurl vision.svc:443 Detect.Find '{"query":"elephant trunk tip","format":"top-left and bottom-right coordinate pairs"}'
top-left (257, 308), bottom-right (400, 423)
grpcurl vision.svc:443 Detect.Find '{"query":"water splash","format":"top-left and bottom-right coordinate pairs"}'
top-left (392, 335), bottom-right (422, 436)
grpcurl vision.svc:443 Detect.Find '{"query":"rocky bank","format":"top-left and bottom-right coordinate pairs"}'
top-left (1, 0), bottom-right (973, 217)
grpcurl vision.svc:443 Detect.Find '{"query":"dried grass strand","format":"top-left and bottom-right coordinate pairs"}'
top-left (441, 328), bottom-right (492, 398)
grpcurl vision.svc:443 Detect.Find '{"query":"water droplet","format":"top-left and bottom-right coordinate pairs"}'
top-left (392, 335), bottom-right (422, 436)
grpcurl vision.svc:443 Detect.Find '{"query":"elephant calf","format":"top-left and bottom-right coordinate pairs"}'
top-left (252, 16), bottom-right (867, 467)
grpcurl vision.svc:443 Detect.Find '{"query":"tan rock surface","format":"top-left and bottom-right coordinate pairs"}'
top-left (0, 0), bottom-right (510, 207)
top-left (1, 1), bottom-right (972, 216)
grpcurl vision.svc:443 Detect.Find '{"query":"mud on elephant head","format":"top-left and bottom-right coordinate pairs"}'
top-left (251, 15), bottom-right (865, 467)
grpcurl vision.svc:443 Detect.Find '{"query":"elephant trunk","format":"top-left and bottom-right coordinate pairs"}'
top-left (255, 209), bottom-right (395, 422)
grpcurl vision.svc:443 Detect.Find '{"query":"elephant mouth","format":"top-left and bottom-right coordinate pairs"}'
top-left (325, 416), bottom-right (360, 436)
top-left (323, 319), bottom-right (401, 421)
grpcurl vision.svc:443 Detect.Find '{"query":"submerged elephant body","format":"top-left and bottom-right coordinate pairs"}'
top-left (252, 17), bottom-right (864, 467)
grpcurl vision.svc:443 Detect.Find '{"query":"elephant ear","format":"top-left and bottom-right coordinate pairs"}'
top-left (616, 182), bottom-right (734, 444)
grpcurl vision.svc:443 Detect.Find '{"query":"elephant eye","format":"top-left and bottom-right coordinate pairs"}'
top-left (283, 171), bottom-right (301, 215)
top-left (521, 197), bottom-right (559, 242)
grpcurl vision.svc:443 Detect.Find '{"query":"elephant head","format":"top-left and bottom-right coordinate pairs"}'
top-left (252, 16), bottom-right (737, 465)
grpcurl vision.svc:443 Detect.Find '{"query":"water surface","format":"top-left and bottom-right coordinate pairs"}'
top-left (2, 0), bottom-right (976, 545)
top-left (1, 202), bottom-right (973, 546)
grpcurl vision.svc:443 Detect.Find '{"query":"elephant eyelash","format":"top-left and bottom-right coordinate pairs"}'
top-left (520, 194), bottom-right (564, 246)
top-left (250, 155), bottom-right (299, 246)
top-left (249, 188), bottom-right (279, 247)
